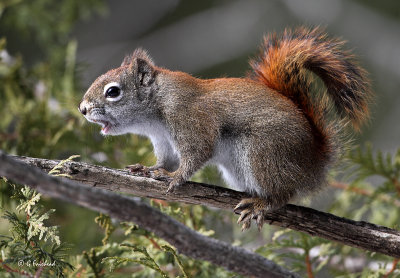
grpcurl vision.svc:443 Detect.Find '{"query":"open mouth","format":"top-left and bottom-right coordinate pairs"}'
top-left (93, 120), bottom-right (111, 134)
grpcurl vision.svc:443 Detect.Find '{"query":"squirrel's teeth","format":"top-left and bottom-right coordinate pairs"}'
top-left (101, 122), bottom-right (111, 134)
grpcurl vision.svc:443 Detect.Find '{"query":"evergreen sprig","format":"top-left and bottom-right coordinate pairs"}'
top-left (348, 144), bottom-right (400, 188)
top-left (48, 155), bottom-right (80, 178)
top-left (103, 243), bottom-right (169, 277)
top-left (161, 245), bottom-right (190, 278)
top-left (95, 213), bottom-right (115, 245)
top-left (0, 180), bottom-right (72, 277)
top-left (83, 248), bottom-right (106, 278)
top-left (257, 229), bottom-right (334, 276)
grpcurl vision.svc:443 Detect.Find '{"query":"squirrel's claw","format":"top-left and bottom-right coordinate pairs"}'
top-left (234, 198), bottom-right (270, 231)
top-left (147, 168), bottom-right (182, 193)
top-left (166, 176), bottom-right (185, 194)
top-left (236, 208), bottom-right (253, 231)
top-left (234, 199), bottom-right (253, 213)
top-left (126, 164), bottom-right (150, 177)
top-left (128, 166), bottom-right (183, 194)
top-left (256, 214), bottom-right (265, 230)
top-left (166, 182), bottom-right (176, 193)
top-left (150, 168), bottom-right (172, 181)
top-left (126, 163), bottom-right (146, 172)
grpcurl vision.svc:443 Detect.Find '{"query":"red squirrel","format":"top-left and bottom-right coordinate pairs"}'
top-left (79, 27), bottom-right (371, 230)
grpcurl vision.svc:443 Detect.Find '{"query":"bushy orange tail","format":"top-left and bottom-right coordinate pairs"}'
top-left (251, 27), bottom-right (371, 129)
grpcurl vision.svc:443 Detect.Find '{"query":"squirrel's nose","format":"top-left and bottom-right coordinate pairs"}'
top-left (78, 101), bottom-right (87, 115)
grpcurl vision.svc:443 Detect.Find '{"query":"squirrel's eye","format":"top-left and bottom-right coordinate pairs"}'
top-left (105, 86), bottom-right (120, 98)
top-left (103, 82), bottom-right (123, 102)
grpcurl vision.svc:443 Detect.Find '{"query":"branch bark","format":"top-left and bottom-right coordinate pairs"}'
top-left (0, 151), bottom-right (298, 278)
top-left (3, 153), bottom-right (400, 259)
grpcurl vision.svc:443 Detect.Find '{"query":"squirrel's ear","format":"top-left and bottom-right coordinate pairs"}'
top-left (133, 58), bottom-right (156, 87)
top-left (121, 54), bottom-right (133, 67)
top-left (121, 48), bottom-right (154, 67)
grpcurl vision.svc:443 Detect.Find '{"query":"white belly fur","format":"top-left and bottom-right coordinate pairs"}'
top-left (209, 138), bottom-right (263, 197)
top-left (128, 121), bottom-right (261, 196)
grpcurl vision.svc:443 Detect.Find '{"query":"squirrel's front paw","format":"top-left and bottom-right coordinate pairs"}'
top-left (148, 169), bottom-right (184, 193)
top-left (150, 168), bottom-right (173, 181)
top-left (126, 164), bottom-right (150, 177)
top-left (165, 175), bottom-right (186, 193)
top-left (234, 198), bottom-right (271, 231)
top-left (166, 178), bottom-right (183, 193)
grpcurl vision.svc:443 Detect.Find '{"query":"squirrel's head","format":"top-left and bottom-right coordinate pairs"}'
top-left (79, 48), bottom-right (159, 135)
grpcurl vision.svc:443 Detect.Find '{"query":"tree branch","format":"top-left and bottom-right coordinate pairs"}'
top-left (4, 153), bottom-right (400, 259)
top-left (0, 151), bottom-right (298, 278)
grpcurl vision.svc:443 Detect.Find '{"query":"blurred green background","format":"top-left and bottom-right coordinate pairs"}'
top-left (1, 0), bottom-right (400, 277)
